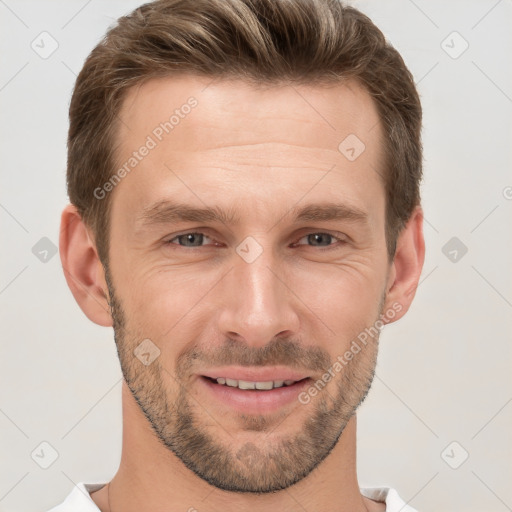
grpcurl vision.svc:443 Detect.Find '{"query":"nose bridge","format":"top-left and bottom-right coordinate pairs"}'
top-left (218, 237), bottom-right (299, 345)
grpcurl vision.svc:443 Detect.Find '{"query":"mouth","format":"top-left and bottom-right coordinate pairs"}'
top-left (201, 375), bottom-right (309, 390)
top-left (197, 370), bottom-right (313, 415)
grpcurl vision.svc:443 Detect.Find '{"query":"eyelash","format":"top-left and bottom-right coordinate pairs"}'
top-left (164, 231), bottom-right (348, 250)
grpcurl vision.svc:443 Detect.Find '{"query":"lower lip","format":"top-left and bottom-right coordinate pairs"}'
top-left (198, 376), bottom-right (311, 415)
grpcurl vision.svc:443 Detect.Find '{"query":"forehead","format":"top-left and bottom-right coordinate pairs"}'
top-left (111, 74), bottom-right (385, 225)
top-left (117, 75), bottom-right (382, 151)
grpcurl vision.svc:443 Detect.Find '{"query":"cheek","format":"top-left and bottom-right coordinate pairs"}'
top-left (121, 265), bottom-right (221, 334)
top-left (290, 259), bottom-right (385, 340)
top-left (112, 243), bottom-right (387, 353)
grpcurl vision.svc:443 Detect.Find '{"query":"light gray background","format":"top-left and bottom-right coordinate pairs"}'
top-left (1, 1), bottom-right (511, 511)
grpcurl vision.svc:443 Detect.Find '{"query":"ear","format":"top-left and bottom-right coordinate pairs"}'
top-left (59, 204), bottom-right (113, 327)
top-left (382, 205), bottom-right (425, 324)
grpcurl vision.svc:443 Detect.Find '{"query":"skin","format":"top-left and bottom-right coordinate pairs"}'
top-left (60, 75), bottom-right (425, 512)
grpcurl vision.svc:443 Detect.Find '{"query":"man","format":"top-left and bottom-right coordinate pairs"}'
top-left (51, 0), bottom-right (425, 510)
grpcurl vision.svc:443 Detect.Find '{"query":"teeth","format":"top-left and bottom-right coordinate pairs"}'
top-left (238, 380), bottom-right (256, 390)
top-left (255, 381), bottom-right (273, 390)
top-left (214, 378), bottom-right (299, 390)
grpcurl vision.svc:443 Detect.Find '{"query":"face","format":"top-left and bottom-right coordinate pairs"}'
top-left (105, 75), bottom-right (393, 493)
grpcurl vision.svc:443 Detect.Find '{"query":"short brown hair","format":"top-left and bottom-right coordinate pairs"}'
top-left (67, 0), bottom-right (422, 264)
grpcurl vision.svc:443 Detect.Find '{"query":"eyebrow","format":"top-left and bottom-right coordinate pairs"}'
top-left (136, 200), bottom-right (368, 229)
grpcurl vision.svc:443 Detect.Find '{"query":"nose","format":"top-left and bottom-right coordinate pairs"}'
top-left (217, 242), bottom-right (301, 348)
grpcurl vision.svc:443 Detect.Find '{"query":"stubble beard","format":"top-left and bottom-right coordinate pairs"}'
top-left (104, 266), bottom-right (382, 494)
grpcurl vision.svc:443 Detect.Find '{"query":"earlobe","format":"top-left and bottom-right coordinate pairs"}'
top-left (383, 206), bottom-right (425, 324)
top-left (59, 204), bottom-right (113, 327)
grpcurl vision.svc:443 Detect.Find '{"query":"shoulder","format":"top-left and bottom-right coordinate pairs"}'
top-left (360, 486), bottom-right (420, 512)
top-left (45, 482), bottom-right (107, 512)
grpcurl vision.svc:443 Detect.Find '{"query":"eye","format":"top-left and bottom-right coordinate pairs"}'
top-left (293, 232), bottom-right (346, 249)
top-left (166, 232), bottom-right (214, 247)
top-left (164, 231), bottom-right (347, 250)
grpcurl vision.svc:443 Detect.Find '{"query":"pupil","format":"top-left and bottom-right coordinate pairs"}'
top-left (310, 233), bottom-right (330, 246)
top-left (182, 233), bottom-right (202, 246)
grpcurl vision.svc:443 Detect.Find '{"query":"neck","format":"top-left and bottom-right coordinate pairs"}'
top-left (94, 381), bottom-right (372, 512)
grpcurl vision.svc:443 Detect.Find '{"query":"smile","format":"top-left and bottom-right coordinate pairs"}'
top-left (204, 376), bottom-right (306, 390)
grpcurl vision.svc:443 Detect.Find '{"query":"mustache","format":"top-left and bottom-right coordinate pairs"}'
top-left (177, 336), bottom-right (332, 375)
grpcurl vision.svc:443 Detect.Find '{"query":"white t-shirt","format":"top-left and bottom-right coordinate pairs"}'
top-left (46, 482), bottom-right (419, 511)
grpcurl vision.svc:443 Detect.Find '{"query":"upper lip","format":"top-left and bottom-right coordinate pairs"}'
top-left (200, 366), bottom-right (310, 382)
